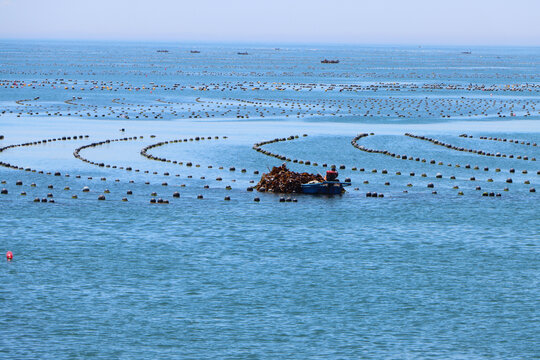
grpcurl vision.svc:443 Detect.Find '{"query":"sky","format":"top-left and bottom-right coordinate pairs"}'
top-left (0, 0), bottom-right (539, 46)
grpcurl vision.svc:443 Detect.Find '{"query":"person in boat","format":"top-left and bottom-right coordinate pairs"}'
top-left (325, 168), bottom-right (339, 182)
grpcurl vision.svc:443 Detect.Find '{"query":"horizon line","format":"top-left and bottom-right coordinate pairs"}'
top-left (1, 37), bottom-right (539, 49)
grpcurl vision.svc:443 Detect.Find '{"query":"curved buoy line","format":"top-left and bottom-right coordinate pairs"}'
top-left (64, 97), bottom-right (93, 107)
top-left (406, 133), bottom-right (537, 162)
top-left (253, 134), bottom-right (336, 168)
top-left (15, 97), bottom-right (42, 106)
top-left (73, 136), bottom-right (144, 171)
top-left (15, 98), bottom-right (34, 106)
top-left (0, 135), bottom-right (89, 173)
top-left (352, 133), bottom-right (539, 174)
top-left (350, 132), bottom-right (537, 192)
top-left (459, 133), bottom-right (537, 148)
top-left (140, 136), bottom-right (255, 173)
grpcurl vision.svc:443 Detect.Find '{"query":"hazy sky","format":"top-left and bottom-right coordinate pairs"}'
top-left (0, 0), bottom-right (538, 45)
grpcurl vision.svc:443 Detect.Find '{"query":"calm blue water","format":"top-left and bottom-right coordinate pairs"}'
top-left (0, 41), bottom-right (539, 359)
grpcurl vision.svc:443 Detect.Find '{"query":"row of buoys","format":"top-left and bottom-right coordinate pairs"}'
top-left (16, 191), bottom-right (270, 203)
top-left (227, 93), bottom-right (537, 120)
top-left (73, 136), bottom-right (142, 169)
top-left (3, 173), bottom-right (535, 201)
top-left (72, 135), bottom-right (221, 186)
top-left (0, 134), bottom-right (89, 172)
top-left (406, 133), bottom-right (536, 162)
top-left (460, 133), bottom-right (537, 147)
top-left (9, 94), bottom-right (206, 121)
top-left (5, 77), bottom-right (539, 95)
top-left (253, 134), bottom-right (347, 169)
top-left (352, 133), bottom-right (539, 176)
top-left (351, 132), bottom-right (467, 172)
top-left (6, 177), bottom-right (529, 193)
top-left (7, 82), bottom-right (537, 123)
top-left (253, 134), bottom-right (301, 162)
top-left (33, 197), bottom-right (55, 203)
top-left (279, 197), bottom-right (298, 202)
top-left (139, 136), bottom-right (262, 185)
top-left (29, 76), bottom-right (533, 98)
top-left (354, 181), bottom-right (532, 193)
top-left (140, 136), bottom-right (256, 174)
top-left (15, 98), bottom-right (33, 106)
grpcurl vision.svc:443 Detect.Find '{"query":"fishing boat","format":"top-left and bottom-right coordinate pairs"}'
top-left (301, 180), bottom-right (351, 195)
top-left (190, 50), bottom-right (201, 53)
top-left (321, 59), bottom-right (339, 64)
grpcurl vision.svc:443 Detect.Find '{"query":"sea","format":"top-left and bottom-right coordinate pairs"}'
top-left (0, 40), bottom-right (538, 359)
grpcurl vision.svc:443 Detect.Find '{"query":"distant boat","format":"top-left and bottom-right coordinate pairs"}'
top-left (237, 52), bottom-right (249, 55)
top-left (156, 50), bottom-right (169, 53)
top-left (461, 51), bottom-right (472, 54)
top-left (321, 59), bottom-right (339, 64)
top-left (190, 50), bottom-right (201, 53)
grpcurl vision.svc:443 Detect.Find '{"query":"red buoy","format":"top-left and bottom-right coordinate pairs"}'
top-left (6, 251), bottom-right (13, 261)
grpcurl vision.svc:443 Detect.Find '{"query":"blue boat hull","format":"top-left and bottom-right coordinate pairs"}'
top-left (301, 181), bottom-right (350, 195)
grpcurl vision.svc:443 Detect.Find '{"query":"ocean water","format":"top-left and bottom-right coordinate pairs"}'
top-left (0, 41), bottom-right (539, 359)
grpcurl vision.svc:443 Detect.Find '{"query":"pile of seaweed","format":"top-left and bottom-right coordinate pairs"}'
top-left (255, 164), bottom-right (323, 193)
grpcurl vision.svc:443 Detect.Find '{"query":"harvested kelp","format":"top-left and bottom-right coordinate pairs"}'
top-left (255, 164), bottom-right (323, 193)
